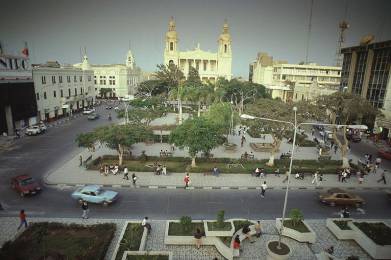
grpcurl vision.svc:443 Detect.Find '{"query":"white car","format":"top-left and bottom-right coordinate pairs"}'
top-left (83, 108), bottom-right (95, 115)
top-left (26, 126), bottom-right (41, 136)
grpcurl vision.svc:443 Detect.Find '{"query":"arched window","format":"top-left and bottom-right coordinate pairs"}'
top-left (224, 44), bottom-right (227, 53)
top-left (169, 60), bottom-right (174, 65)
top-left (170, 42), bottom-right (174, 51)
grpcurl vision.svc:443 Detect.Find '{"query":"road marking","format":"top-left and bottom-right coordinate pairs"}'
top-left (166, 186), bottom-right (176, 189)
top-left (204, 187), bottom-right (213, 189)
top-left (221, 187), bottom-right (230, 190)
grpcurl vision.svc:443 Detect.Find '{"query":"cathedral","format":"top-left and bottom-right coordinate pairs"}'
top-left (164, 17), bottom-right (232, 82)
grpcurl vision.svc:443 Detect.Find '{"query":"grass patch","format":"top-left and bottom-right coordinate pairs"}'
top-left (0, 222), bottom-right (115, 260)
top-left (354, 222), bottom-right (391, 245)
top-left (233, 220), bottom-right (253, 233)
top-left (333, 220), bottom-right (351, 230)
top-left (116, 223), bottom-right (144, 260)
top-left (207, 221), bottom-right (232, 231)
top-left (283, 220), bottom-right (310, 233)
top-left (219, 236), bottom-right (232, 247)
top-left (168, 222), bottom-right (204, 236)
top-left (126, 255), bottom-right (169, 260)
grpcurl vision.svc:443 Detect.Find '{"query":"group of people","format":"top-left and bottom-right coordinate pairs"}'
top-left (155, 164), bottom-right (167, 175)
top-left (311, 171), bottom-right (324, 186)
top-left (100, 164), bottom-right (120, 176)
top-left (159, 150), bottom-right (172, 158)
top-left (253, 167), bottom-right (266, 178)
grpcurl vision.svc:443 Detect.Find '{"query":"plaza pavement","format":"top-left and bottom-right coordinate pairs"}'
top-left (44, 132), bottom-right (391, 191)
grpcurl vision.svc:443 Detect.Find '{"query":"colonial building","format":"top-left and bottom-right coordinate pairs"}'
top-left (249, 52), bottom-right (341, 102)
top-left (74, 50), bottom-right (143, 98)
top-left (0, 46), bottom-right (38, 135)
top-left (164, 17), bottom-right (232, 82)
top-left (32, 59), bottom-right (95, 121)
top-left (341, 40), bottom-right (391, 140)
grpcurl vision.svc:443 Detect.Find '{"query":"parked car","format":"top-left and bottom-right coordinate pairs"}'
top-left (11, 175), bottom-right (41, 197)
top-left (83, 108), bottom-right (95, 115)
top-left (347, 134), bottom-right (361, 142)
top-left (26, 125), bottom-right (41, 136)
top-left (87, 113), bottom-right (100, 120)
top-left (319, 188), bottom-right (364, 207)
top-left (378, 149), bottom-right (391, 160)
top-left (71, 185), bottom-right (118, 206)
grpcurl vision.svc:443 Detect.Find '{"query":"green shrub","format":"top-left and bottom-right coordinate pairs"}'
top-left (180, 216), bottom-right (192, 233)
top-left (216, 210), bottom-right (225, 228)
top-left (289, 208), bottom-right (304, 227)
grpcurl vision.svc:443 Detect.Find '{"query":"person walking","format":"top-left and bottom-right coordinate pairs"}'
top-left (241, 135), bottom-right (246, 147)
top-left (17, 210), bottom-right (28, 230)
top-left (194, 228), bottom-right (203, 249)
top-left (274, 168), bottom-right (280, 177)
top-left (132, 173), bottom-right (137, 186)
top-left (282, 170), bottom-right (289, 183)
top-left (341, 170), bottom-right (348, 183)
top-left (311, 171), bottom-right (319, 185)
top-left (81, 201), bottom-right (89, 219)
top-left (162, 165), bottom-right (167, 175)
top-left (123, 167), bottom-right (129, 180)
top-left (377, 170), bottom-right (387, 184)
top-left (334, 145), bottom-right (338, 154)
top-left (260, 181), bottom-right (267, 198)
top-left (317, 173), bottom-right (323, 186)
top-left (142, 216), bottom-right (152, 234)
top-left (184, 173), bottom-right (190, 189)
top-left (255, 220), bottom-right (262, 238)
top-left (79, 155), bottom-right (83, 167)
top-left (213, 166), bottom-right (220, 177)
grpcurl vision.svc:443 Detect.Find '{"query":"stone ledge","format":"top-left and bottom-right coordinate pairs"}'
top-left (276, 218), bottom-right (316, 244)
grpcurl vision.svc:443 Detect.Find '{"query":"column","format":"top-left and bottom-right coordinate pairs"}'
top-left (361, 49), bottom-right (374, 99)
top-left (5, 105), bottom-right (14, 136)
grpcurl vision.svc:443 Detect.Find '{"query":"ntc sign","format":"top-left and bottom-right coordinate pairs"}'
top-left (0, 55), bottom-right (29, 71)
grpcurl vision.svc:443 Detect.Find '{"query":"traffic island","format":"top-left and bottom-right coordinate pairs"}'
top-left (326, 218), bottom-right (355, 240)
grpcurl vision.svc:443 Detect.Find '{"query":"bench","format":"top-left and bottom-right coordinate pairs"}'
top-left (83, 155), bottom-right (93, 167)
top-left (232, 225), bottom-right (257, 257)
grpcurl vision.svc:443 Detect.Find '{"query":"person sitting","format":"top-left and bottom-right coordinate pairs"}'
top-left (111, 164), bottom-right (119, 175)
top-left (232, 235), bottom-right (241, 252)
top-left (242, 224), bottom-right (255, 243)
top-left (295, 172), bottom-right (304, 180)
top-left (255, 167), bottom-right (260, 177)
top-left (156, 165), bottom-right (162, 175)
top-left (325, 245), bottom-right (334, 255)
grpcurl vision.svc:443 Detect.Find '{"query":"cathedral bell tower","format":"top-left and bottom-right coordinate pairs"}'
top-left (126, 49), bottom-right (134, 69)
top-left (164, 16), bottom-right (179, 66)
top-left (217, 20), bottom-right (232, 80)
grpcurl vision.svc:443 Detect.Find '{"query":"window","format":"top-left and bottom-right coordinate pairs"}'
top-left (109, 76), bottom-right (116, 85)
top-left (41, 76), bottom-right (46, 84)
top-left (224, 44), bottom-right (227, 53)
top-left (79, 76), bottom-right (82, 82)
top-left (68, 89), bottom-right (71, 97)
top-left (53, 90), bottom-right (56, 98)
top-left (52, 76), bottom-right (56, 83)
top-left (170, 42), bottom-right (173, 51)
top-left (203, 61), bottom-right (207, 71)
top-left (80, 87), bottom-right (83, 94)
top-left (88, 75), bottom-right (91, 81)
top-left (59, 75), bottom-right (63, 83)
top-left (169, 60), bottom-right (174, 65)
top-left (74, 88), bottom-right (77, 96)
top-left (67, 76), bottom-right (71, 83)
top-left (44, 92), bottom-right (47, 99)
top-left (74, 76), bottom-right (77, 82)
top-left (36, 93), bottom-right (40, 100)
top-left (60, 89), bottom-right (63, 97)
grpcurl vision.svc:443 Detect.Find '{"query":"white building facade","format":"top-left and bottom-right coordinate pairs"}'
top-left (74, 50), bottom-right (143, 98)
top-left (164, 17), bottom-right (232, 82)
top-left (32, 61), bottom-right (95, 121)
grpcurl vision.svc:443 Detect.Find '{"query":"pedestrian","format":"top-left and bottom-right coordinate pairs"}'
top-left (274, 168), bottom-right (280, 177)
top-left (282, 170), bottom-right (289, 183)
top-left (311, 129), bottom-right (315, 136)
top-left (375, 157), bottom-right (381, 168)
top-left (142, 216), bottom-right (152, 233)
top-left (373, 163), bottom-right (378, 174)
top-left (358, 171), bottom-right (364, 184)
top-left (311, 171), bottom-right (319, 185)
top-left (213, 166), bottom-right (220, 177)
top-left (194, 228), bottom-right (204, 249)
top-left (162, 165), bottom-right (167, 175)
top-left (341, 207), bottom-right (350, 218)
top-left (255, 167), bottom-right (260, 177)
top-left (232, 234), bottom-right (241, 252)
top-left (123, 167), bottom-right (129, 180)
top-left (330, 140), bottom-right (334, 149)
top-left (260, 168), bottom-right (265, 178)
top-left (132, 173), bottom-right (137, 186)
top-left (17, 209), bottom-right (28, 230)
top-left (260, 181), bottom-right (267, 198)
top-left (81, 201), bottom-right (89, 219)
top-left (341, 170), bottom-right (348, 183)
top-left (104, 164), bottom-right (109, 176)
top-left (338, 170), bottom-right (342, 182)
top-left (184, 173), bottom-right (190, 189)
top-left (255, 220), bottom-right (262, 238)
top-left (79, 155), bottom-right (83, 167)
top-left (171, 143), bottom-right (175, 151)
top-left (241, 135), bottom-right (245, 147)
top-left (377, 170), bottom-right (387, 184)
top-left (318, 173), bottom-right (323, 186)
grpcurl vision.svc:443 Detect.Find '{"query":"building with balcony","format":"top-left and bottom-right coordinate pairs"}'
top-left (32, 59), bottom-right (95, 121)
top-left (341, 40), bottom-right (391, 139)
top-left (164, 17), bottom-right (232, 82)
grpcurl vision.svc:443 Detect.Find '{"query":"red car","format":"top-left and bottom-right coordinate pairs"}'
top-left (378, 149), bottom-right (391, 160)
top-left (11, 175), bottom-right (42, 197)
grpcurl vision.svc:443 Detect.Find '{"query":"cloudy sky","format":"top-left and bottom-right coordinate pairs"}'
top-left (1, 0), bottom-right (390, 77)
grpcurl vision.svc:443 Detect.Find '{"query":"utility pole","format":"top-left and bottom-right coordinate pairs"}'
top-left (305, 0), bottom-right (314, 64)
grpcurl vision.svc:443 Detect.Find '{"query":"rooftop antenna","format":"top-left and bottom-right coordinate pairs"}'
top-left (305, 0), bottom-right (314, 64)
top-left (79, 47), bottom-right (83, 62)
top-left (335, 0), bottom-right (349, 66)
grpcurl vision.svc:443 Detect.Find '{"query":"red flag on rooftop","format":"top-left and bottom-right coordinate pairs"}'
top-left (22, 42), bottom-right (29, 57)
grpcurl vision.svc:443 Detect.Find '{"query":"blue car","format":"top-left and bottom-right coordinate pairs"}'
top-left (71, 185), bottom-right (119, 206)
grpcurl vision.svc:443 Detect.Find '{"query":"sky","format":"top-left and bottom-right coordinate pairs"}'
top-left (1, 0), bottom-right (390, 78)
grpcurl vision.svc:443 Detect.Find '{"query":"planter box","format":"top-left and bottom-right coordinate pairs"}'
top-left (266, 240), bottom-right (290, 260)
top-left (250, 142), bottom-right (274, 152)
top-left (348, 221), bottom-right (391, 259)
top-left (111, 221), bottom-right (147, 260)
top-left (223, 143), bottom-right (237, 151)
top-left (121, 251), bottom-right (172, 260)
top-left (204, 220), bottom-right (235, 237)
top-left (276, 218), bottom-right (316, 244)
top-left (326, 218), bottom-right (355, 240)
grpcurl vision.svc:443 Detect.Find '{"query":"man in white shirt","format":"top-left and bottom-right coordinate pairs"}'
top-left (260, 181), bottom-right (267, 198)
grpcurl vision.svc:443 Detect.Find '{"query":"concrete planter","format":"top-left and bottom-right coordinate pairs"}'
top-left (326, 218), bottom-right (355, 240)
top-left (223, 143), bottom-right (237, 151)
top-left (111, 221), bottom-right (147, 260)
top-left (204, 220), bottom-right (235, 237)
top-left (276, 218), bottom-right (316, 244)
top-left (348, 221), bottom-right (391, 259)
top-left (266, 240), bottom-right (291, 260)
top-left (121, 251), bottom-right (172, 260)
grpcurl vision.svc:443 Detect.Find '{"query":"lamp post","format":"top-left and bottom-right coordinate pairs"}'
top-left (241, 108), bottom-right (367, 250)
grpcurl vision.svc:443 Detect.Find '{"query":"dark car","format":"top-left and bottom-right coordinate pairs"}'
top-left (378, 149), bottom-right (391, 160)
top-left (347, 134), bottom-right (361, 143)
top-left (11, 175), bottom-right (41, 197)
top-left (319, 188), bottom-right (364, 207)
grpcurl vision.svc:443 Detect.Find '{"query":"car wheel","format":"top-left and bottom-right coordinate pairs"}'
top-left (330, 202), bottom-right (336, 207)
top-left (20, 192), bottom-right (25, 197)
top-left (103, 201), bottom-right (109, 206)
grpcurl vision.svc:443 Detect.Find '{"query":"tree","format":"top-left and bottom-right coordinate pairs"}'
top-left (316, 92), bottom-right (379, 168)
top-left (205, 102), bottom-right (238, 138)
top-left (169, 117), bottom-right (221, 167)
top-left (76, 132), bottom-right (97, 152)
top-left (94, 124), bottom-right (153, 165)
top-left (137, 80), bottom-right (167, 97)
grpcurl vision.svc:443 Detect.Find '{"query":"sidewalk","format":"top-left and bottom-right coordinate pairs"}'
top-left (45, 145), bottom-right (391, 191)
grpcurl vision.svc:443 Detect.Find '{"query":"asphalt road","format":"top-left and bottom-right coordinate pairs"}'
top-left (0, 107), bottom-right (390, 220)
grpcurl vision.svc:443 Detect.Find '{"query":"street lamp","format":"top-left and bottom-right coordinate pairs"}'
top-left (241, 108), bottom-right (367, 249)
